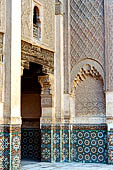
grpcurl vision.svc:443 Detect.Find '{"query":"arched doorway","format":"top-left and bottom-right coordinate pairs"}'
top-left (21, 63), bottom-right (43, 161)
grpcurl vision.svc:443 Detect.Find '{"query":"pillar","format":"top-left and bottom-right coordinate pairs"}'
top-left (54, 0), bottom-right (67, 162)
top-left (55, 0), bottom-right (64, 124)
top-left (38, 74), bottom-right (55, 162)
top-left (0, 0), bottom-right (21, 169)
top-left (104, 0), bottom-right (113, 164)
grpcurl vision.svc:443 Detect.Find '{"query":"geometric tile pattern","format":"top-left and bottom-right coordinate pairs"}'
top-left (41, 125), bottom-right (107, 163)
top-left (41, 127), bottom-right (51, 162)
top-left (70, 0), bottom-right (104, 71)
top-left (70, 129), bottom-right (107, 163)
top-left (108, 131), bottom-right (113, 164)
top-left (0, 126), bottom-right (21, 170)
top-left (53, 129), bottom-right (60, 162)
top-left (0, 129), bottom-right (10, 170)
top-left (11, 127), bottom-right (21, 170)
top-left (21, 128), bottom-right (41, 161)
top-left (0, 125), bottom-right (109, 166)
top-left (62, 129), bottom-right (70, 162)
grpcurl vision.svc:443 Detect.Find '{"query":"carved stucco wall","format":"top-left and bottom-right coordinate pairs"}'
top-left (70, 64), bottom-right (106, 124)
top-left (21, 0), bottom-right (55, 51)
top-left (70, 0), bottom-right (104, 71)
top-left (75, 75), bottom-right (105, 118)
top-left (67, 0), bottom-right (106, 122)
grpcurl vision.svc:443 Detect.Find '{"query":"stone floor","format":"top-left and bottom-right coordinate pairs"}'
top-left (21, 161), bottom-right (113, 170)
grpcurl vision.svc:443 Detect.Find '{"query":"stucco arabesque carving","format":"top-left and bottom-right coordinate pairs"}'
top-left (71, 64), bottom-right (104, 96)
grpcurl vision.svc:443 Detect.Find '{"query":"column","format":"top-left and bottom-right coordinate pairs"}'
top-left (0, 0), bottom-right (21, 169)
top-left (104, 0), bottom-right (113, 164)
top-left (55, 0), bottom-right (64, 124)
top-left (38, 74), bottom-right (55, 162)
top-left (54, 0), bottom-right (65, 162)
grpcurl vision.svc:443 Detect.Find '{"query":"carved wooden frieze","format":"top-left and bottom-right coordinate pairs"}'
top-left (21, 40), bottom-right (54, 73)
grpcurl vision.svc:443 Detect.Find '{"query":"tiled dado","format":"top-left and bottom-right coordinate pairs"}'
top-left (41, 126), bottom-right (52, 162)
top-left (0, 125), bottom-right (21, 170)
top-left (70, 128), bottom-right (107, 163)
top-left (41, 124), bottom-right (108, 163)
top-left (108, 131), bottom-right (113, 164)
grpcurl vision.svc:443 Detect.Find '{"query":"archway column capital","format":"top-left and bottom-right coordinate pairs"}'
top-left (38, 74), bottom-right (54, 95)
top-left (38, 74), bottom-right (55, 125)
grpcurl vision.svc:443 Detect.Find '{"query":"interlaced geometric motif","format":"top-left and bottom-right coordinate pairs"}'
top-left (71, 129), bottom-right (107, 163)
top-left (21, 128), bottom-right (41, 161)
top-left (0, 127), bottom-right (21, 170)
top-left (0, 133), bottom-right (9, 170)
top-left (74, 75), bottom-right (105, 117)
top-left (41, 125), bottom-right (107, 163)
top-left (108, 131), bottom-right (113, 163)
top-left (11, 129), bottom-right (21, 170)
top-left (70, 0), bottom-right (104, 71)
top-left (41, 128), bottom-right (51, 162)
top-left (63, 130), bottom-right (69, 162)
top-left (53, 130), bottom-right (60, 162)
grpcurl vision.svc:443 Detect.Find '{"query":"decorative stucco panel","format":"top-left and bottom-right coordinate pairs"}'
top-left (70, 0), bottom-right (104, 71)
top-left (75, 75), bottom-right (105, 117)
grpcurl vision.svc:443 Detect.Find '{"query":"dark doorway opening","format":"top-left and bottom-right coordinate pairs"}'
top-left (21, 63), bottom-right (44, 161)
